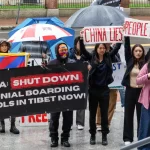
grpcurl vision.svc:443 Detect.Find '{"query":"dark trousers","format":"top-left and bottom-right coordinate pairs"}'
top-left (49, 111), bottom-right (73, 140)
top-left (123, 87), bottom-right (142, 142)
top-left (1, 117), bottom-right (15, 125)
top-left (76, 109), bottom-right (85, 126)
top-left (138, 105), bottom-right (150, 150)
top-left (89, 86), bottom-right (110, 135)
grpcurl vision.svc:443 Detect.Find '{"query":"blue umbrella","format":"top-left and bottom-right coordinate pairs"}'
top-left (9, 17), bottom-right (75, 59)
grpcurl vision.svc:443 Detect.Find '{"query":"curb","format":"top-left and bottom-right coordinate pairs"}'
top-left (0, 26), bottom-right (16, 30)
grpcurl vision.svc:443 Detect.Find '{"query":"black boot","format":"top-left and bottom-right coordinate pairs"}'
top-left (90, 135), bottom-right (96, 145)
top-left (102, 133), bottom-right (108, 146)
top-left (61, 138), bottom-right (70, 147)
top-left (50, 138), bottom-right (58, 147)
top-left (0, 120), bottom-right (5, 133)
top-left (10, 122), bottom-right (20, 134)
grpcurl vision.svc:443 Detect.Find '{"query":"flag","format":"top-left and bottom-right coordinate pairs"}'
top-left (0, 53), bottom-right (30, 69)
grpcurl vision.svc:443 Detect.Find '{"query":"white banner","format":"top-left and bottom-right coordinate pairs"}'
top-left (124, 18), bottom-right (150, 38)
top-left (82, 26), bottom-right (123, 44)
top-left (20, 114), bottom-right (49, 127)
top-left (109, 62), bottom-right (125, 88)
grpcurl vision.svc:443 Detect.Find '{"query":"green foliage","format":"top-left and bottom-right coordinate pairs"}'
top-left (129, 3), bottom-right (150, 8)
top-left (58, 3), bottom-right (90, 8)
top-left (0, 4), bottom-right (44, 9)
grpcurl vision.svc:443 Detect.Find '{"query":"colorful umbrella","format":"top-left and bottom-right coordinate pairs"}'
top-left (8, 24), bottom-right (73, 43)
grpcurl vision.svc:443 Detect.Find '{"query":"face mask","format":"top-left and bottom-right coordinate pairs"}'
top-left (59, 51), bottom-right (68, 58)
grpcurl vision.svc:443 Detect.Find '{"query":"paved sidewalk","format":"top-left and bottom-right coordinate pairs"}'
top-left (0, 17), bottom-right (69, 29)
top-left (0, 16), bottom-right (150, 30)
top-left (0, 102), bottom-right (133, 150)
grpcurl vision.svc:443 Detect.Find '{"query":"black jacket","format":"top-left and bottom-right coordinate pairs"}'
top-left (121, 37), bottom-right (145, 87)
top-left (48, 58), bottom-right (75, 65)
top-left (69, 48), bottom-right (88, 62)
top-left (109, 45), bottom-right (121, 63)
top-left (80, 39), bottom-right (122, 86)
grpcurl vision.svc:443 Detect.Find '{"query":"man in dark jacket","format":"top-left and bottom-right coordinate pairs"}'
top-left (49, 42), bottom-right (75, 148)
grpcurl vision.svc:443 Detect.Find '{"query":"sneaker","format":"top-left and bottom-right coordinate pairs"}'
top-left (96, 125), bottom-right (101, 131)
top-left (124, 141), bottom-right (131, 146)
top-left (122, 107), bottom-right (125, 113)
top-left (77, 125), bottom-right (84, 130)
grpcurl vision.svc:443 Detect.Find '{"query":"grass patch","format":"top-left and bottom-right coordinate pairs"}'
top-left (0, 4), bottom-right (44, 9)
top-left (58, 3), bottom-right (90, 8)
top-left (1, 3), bottom-right (150, 9)
top-left (129, 4), bottom-right (150, 8)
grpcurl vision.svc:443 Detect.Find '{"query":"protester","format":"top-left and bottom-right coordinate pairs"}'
top-left (69, 36), bottom-right (88, 130)
top-left (96, 43), bottom-right (121, 130)
top-left (122, 36), bottom-right (145, 146)
top-left (0, 39), bottom-right (20, 134)
top-left (136, 60), bottom-right (150, 150)
top-left (80, 35), bottom-right (121, 145)
top-left (118, 44), bottom-right (126, 110)
top-left (49, 42), bottom-right (75, 147)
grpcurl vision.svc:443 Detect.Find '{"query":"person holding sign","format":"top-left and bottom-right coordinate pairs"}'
top-left (69, 36), bottom-right (88, 130)
top-left (49, 42), bottom-right (75, 148)
top-left (136, 61), bottom-right (150, 150)
top-left (122, 36), bottom-right (145, 146)
top-left (0, 40), bottom-right (20, 134)
top-left (80, 36), bottom-right (121, 145)
top-left (96, 43), bottom-right (122, 130)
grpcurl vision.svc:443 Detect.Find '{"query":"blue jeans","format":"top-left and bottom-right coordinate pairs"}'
top-left (119, 87), bottom-right (125, 107)
top-left (138, 105), bottom-right (150, 150)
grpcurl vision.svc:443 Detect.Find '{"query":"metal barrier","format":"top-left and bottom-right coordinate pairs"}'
top-left (0, 0), bottom-right (45, 9)
top-left (120, 137), bottom-right (150, 150)
top-left (58, 0), bottom-right (93, 8)
top-left (130, 0), bottom-right (150, 7)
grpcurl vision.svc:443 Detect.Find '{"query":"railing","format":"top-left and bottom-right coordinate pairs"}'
top-left (1, 0), bottom-right (150, 9)
top-left (0, 0), bottom-right (45, 9)
top-left (130, 0), bottom-right (150, 8)
top-left (58, 0), bottom-right (150, 8)
top-left (120, 137), bottom-right (150, 150)
top-left (58, 0), bottom-right (93, 8)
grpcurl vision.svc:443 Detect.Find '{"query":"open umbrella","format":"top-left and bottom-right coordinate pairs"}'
top-left (65, 5), bottom-right (128, 28)
top-left (8, 24), bottom-right (72, 43)
top-left (8, 17), bottom-right (75, 60)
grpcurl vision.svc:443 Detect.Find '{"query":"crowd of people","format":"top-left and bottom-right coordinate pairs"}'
top-left (0, 28), bottom-right (150, 150)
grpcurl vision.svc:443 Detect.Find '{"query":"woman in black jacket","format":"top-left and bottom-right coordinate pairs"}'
top-left (69, 36), bottom-right (88, 130)
top-left (80, 37), bottom-right (121, 146)
top-left (122, 37), bottom-right (145, 146)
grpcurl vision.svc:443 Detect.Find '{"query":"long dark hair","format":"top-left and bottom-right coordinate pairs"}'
top-left (94, 43), bottom-right (107, 59)
top-left (148, 61), bottom-right (150, 73)
top-left (131, 44), bottom-right (145, 69)
top-left (74, 36), bottom-right (81, 55)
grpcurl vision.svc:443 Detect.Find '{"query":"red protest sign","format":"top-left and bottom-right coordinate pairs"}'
top-left (82, 26), bottom-right (123, 44)
top-left (124, 18), bottom-right (150, 38)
